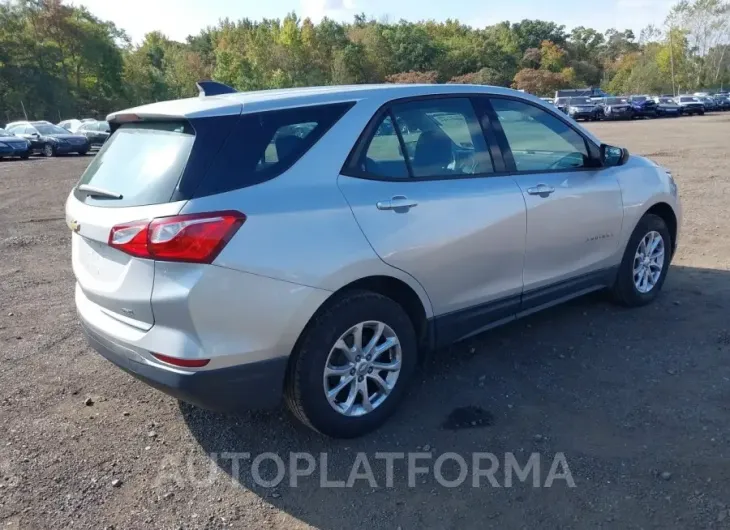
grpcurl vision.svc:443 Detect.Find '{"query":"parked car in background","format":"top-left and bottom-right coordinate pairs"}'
top-left (653, 97), bottom-right (681, 117)
top-left (676, 96), bottom-right (705, 116)
top-left (59, 119), bottom-right (83, 133)
top-left (59, 118), bottom-right (97, 133)
top-left (713, 94), bottom-right (730, 111)
top-left (697, 96), bottom-right (718, 111)
top-left (595, 97), bottom-right (633, 120)
top-left (628, 95), bottom-right (658, 118)
top-left (67, 82), bottom-right (681, 438)
top-left (540, 97), bottom-right (555, 106)
top-left (77, 120), bottom-right (111, 146)
top-left (0, 128), bottom-right (31, 159)
top-left (6, 121), bottom-right (90, 156)
top-left (554, 97), bottom-right (601, 121)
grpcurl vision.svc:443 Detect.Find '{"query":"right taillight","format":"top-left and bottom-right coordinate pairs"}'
top-left (109, 211), bottom-right (245, 264)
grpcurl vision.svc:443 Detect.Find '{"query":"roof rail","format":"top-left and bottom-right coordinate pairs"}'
top-left (196, 80), bottom-right (237, 97)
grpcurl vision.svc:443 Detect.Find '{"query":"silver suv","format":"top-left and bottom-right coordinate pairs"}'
top-left (66, 83), bottom-right (681, 438)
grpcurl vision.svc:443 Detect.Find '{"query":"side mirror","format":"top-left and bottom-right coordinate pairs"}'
top-left (601, 144), bottom-right (629, 167)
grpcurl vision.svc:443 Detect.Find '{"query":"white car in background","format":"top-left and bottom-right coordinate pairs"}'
top-left (59, 118), bottom-right (95, 133)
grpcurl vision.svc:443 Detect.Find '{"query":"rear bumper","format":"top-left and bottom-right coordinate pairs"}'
top-left (81, 319), bottom-right (288, 411)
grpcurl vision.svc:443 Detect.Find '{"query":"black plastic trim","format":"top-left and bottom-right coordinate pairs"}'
top-left (81, 320), bottom-right (287, 411)
top-left (429, 266), bottom-right (618, 347)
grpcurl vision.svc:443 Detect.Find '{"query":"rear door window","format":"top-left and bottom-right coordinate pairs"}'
top-left (75, 122), bottom-right (195, 207)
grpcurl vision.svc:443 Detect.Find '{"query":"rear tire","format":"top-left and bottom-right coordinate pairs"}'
top-left (285, 290), bottom-right (418, 438)
top-left (42, 144), bottom-right (55, 157)
top-left (611, 214), bottom-right (672, 307)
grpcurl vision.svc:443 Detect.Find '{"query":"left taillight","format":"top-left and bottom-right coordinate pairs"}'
top-left (109, 211), bottom-right (245, 264)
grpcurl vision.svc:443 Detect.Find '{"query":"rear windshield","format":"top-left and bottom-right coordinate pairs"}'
top-left (75, 122), bottom-right (194, 207)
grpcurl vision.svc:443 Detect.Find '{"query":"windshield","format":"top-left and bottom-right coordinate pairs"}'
top-left (34, 123), bottom-right (69, 135)
top-left (605, 97), bottom-right (627, 105)
top-left (632, 96), bottom-right (647, 102)
top-left (659, 98), bottom-right (675, 104)
top-left (680, 97), bottom-right (698, 102)
top-left (569, 98), bottom-right (592, 105)
top-left (0, 129), bottom-right (9, 135)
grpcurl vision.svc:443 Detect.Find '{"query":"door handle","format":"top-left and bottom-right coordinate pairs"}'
top-left (526, 184), bottom-right (555, 197)
top-left (376, 196), bottom-right (418, 211)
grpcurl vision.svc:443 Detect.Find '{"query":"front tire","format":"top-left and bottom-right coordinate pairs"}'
top-left (285, 290), bottom-right (418, 438)
top-left (611, 214), bottom-right (672, 307)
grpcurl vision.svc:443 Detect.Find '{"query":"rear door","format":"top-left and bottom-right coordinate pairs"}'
top-left (486, 97), bottom-right (623, 295)
top-left (339, 96), bottom-right (527, 344)
top-left (66, 121), bottom-right (199, 330)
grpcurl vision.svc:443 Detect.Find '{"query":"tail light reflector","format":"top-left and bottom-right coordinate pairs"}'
top-left (109, 211), bottom-right (245, 263)
top-left (152, 353), bottom-right (210, 368)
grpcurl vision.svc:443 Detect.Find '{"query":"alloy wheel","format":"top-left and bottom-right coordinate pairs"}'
top-left (633, 230), bottom-right (665, 293)
top-left (323, 321), bottom-right (402, 417)
top-left (43, 144), bottom-right (53, 157)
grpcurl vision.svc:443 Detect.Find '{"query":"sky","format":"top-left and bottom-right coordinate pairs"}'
top-left (72, 0), bottom-right (677, 44)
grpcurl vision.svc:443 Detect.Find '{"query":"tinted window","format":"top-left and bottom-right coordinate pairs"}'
top-left (76, 122), bottom-right (194, 207)
top-left (193, 102), bottom-right (354, 198)
top-left (362, 115), bottom-right (409, 179)
top-left (259, 121), bottom-right (317, 167)
top-left (491, 98), bottom-right (590, 172)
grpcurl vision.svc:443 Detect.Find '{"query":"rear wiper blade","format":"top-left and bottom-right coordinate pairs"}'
top-left (77, 184), bottom-right (123, 199)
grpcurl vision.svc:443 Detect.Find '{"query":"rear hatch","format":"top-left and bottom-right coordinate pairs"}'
top-left (67, 121), bottom-right (199, 330)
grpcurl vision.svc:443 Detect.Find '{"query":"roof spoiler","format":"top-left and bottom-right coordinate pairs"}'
top-left (197, 80), bottom-right (237, 97)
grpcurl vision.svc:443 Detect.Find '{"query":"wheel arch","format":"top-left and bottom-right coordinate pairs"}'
top-left (645, 202), bottom-right (678, 255)
top-left (294, 275), bottom-right (434, 356)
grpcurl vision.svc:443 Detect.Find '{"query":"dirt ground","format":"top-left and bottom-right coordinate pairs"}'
top-left (1, 114), bottom-right (729, 529)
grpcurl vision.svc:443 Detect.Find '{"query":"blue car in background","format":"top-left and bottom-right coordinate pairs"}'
top-left (628, 95), bottom-right (658, 118)
top-left (0, 128), bottom-right (31, 159)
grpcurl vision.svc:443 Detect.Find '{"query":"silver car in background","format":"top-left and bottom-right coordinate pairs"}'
top-left (67, 83), bottom-right (681, 438)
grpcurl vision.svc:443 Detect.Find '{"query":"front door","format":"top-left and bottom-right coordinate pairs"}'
top-left (338, 96), bottom-right (527, 344)
top-left (488, 97), bottom-right (624, 297)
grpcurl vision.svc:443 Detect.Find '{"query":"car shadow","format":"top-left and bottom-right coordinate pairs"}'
top-left (181, 264), bottom-right (730, 529)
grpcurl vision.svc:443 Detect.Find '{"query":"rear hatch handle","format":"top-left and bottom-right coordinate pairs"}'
top-left (77, 184), bottom-right (123, 200)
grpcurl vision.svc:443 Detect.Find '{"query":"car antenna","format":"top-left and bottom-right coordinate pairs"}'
top-left (196, 80), bottom-right (237, 97)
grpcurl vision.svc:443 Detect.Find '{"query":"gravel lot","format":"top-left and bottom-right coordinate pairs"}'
top-left (1, 114), bottom-right (730, 529)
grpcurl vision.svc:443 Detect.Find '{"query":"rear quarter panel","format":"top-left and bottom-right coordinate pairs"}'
top-left (178, 98), bottom-right (435, 318)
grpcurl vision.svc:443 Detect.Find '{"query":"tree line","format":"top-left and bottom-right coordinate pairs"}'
top-left (1, 0), bottom-right (728, 123)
